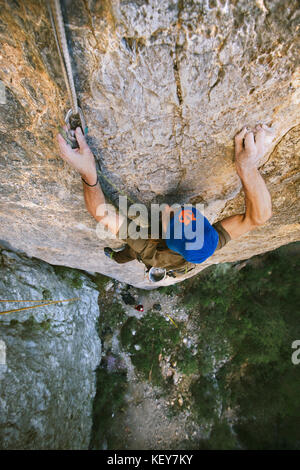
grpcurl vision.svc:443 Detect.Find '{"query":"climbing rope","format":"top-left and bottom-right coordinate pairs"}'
top-left (47, 1), bottom-right (146, 222)
top-left (47, 0), bottom-right (86, 147)
top-left (47, 0), bottom-right (78, 114)
top-left (0, 297), bottom-right (80, 315)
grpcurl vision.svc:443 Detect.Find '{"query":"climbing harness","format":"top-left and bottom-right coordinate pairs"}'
top-left (47, 0), bottom-right (87, 148)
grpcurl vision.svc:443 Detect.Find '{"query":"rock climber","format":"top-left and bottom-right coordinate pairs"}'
top-left (57, 124), bottom-right (273, 277)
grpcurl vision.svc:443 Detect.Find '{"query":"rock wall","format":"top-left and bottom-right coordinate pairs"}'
top-left (0, 247), bottom-right (101, 449)
top-left (0, 0), bottom-right (299, 288)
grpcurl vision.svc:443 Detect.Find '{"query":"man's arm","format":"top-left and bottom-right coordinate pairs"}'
top-left (219, 124), bottom-right (273, 240)
top-left (57, 127), bottom-right (124, 236)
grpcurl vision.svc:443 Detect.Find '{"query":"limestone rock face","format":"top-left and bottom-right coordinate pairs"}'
top-left (0, 248), bottom-right (101, 450)
top-left (0, 0), bottom-right (299, 288)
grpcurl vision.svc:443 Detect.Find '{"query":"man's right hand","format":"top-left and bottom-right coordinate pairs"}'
top-left (57, 126), bottom-right (97, 185)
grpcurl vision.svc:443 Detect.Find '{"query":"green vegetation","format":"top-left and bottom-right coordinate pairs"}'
top-left (175, 345), bottom-right (198, 375)
top-left (90, 242), bottom-right (299, 450)
top-left (159, 284), bottom-right (181, 296)
top-left (99, 301), bottom-right (127, 338)
top-left (42, 288), bottom-right (52, 300)
top-left (190, 376), bottom-right (218, 421)
top-left (86, 274), bottom-right (130, 450)
top-left (85, 272), bottom-right (128, 335)
top-left (121, 312), bottom-right (181, 386)
top-left (53, 265), bottom-right (84, 289)
top-left (178, 242), bottom-right (300, 449)
top-left (90, 366), bottom-right (128, 449)
top-left (198, 421), bottom-right (238, 450)
top-left (89, 273), bottom-right (111, 292)
top-left (9, 316), bottom-right (51, 332)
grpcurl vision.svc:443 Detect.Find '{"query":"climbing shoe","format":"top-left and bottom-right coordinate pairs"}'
top-left (104, 247), bottom-right (114, 259)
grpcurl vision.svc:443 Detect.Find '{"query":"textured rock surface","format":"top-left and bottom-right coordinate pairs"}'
top-left (0, 0), bottom-right (299, 288)
top-left (0, 248), bottom-right (101, 449)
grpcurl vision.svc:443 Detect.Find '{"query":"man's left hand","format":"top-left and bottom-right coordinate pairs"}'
top-left (235, 123), bottom-right (275, 173)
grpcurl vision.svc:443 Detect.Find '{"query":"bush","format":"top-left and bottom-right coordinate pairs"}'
top-left (121, 312), bottom-right (181, 386)
top-left (179, 243), bottom-right (300, 449)
top-left (90, 366), bottom-right (128, 449)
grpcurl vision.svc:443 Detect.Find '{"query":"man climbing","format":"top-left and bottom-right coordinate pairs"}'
top-left (57, 124), bottom-right (273, 278)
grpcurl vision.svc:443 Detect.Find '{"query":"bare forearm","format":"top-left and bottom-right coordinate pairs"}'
top-left (57, 127), bottom-right (124, 234)
top-left (237, 166), bottom-right (272, 226)
top-left (220, 165), bottom-right (272, 239)
top-left (81, 169), bottom-right (124, 234)
top-left (219, 124), bottom-right (274, 240)
top-left (82, 169), bottom-right (106, 221)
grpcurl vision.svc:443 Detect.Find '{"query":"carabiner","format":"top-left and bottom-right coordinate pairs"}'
top-left (64, 107), bottom-right (88, 149)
